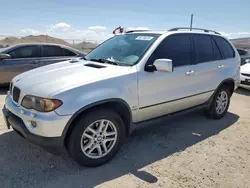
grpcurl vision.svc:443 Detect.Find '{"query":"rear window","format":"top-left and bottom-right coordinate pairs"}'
top-left (42, 46), bottom-right (63, 57)
top-left (212, 36), bottom-right (235, 59)
top-left (63, 48), bottom-right (76, 56)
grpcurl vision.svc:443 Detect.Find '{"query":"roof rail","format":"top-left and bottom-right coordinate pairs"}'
top-left (125, 30), bottom-right (150, 33)
top-left (168, 27), bottom-right (221, 35)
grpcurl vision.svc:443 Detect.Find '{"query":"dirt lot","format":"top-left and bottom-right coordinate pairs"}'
top-left (0, 88), bottom-right (250, 188)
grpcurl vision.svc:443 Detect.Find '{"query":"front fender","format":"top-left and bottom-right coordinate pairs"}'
top-left (55, 86), bottom-right (137, 116)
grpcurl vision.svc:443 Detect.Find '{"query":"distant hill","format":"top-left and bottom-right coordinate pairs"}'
top-left (74, 41), bottom-right (98, 51)
top-left (230, 37), bottom-right (250, 50)
top-left (0, 35), bottom-right (72, 48)
top-left (0, 35), bottom-right (71, 47)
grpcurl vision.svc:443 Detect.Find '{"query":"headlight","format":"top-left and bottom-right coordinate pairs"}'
top-left (21, 95), bottom-right (62, 112)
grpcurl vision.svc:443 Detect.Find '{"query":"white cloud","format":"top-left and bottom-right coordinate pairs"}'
top-left (88, 26), bottom-right (107, 31)
top-left (219, 31), bottom-right (250, 39)
top-left (127, 27), bottom-right (149, 31)
top-left (20, 29), bottom-right (41, 35)
top-left (47, 22), bottom-right (71, 31)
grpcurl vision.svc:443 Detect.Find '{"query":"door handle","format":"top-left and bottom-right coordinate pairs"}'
top-left (218, 65), bottom-right (224, 68)
top-left (186, 70), bottom-right (195, 76)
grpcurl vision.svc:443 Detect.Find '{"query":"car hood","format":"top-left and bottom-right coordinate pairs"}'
top-left (12, 60), bottom-right (132, 97)
top-left (241, 63), bottom-right (250, 74)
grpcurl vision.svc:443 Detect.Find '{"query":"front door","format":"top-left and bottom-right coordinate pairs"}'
top-left (137, 34), bottom-right (201, 122)
top-left (0, 45), bottom-right (40, 84)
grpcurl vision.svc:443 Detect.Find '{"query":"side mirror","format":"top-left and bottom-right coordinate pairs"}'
top-left (0, 54), bottom-right (10, 60)
top-left (145, 59), bottom-right (173, 72)
top-left (246, 59), bottom-right (250, 64)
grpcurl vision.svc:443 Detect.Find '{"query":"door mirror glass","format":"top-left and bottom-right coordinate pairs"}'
top-left (0, 54), bottom-right (10, 60)
top-left (153, 59), bottom-right (173, 72)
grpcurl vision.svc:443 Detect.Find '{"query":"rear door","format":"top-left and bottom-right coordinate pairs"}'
top-left (39, 45), bottom-right (76, 67)
top-left (192, 34), bottom-right (222, 95)
top-left (212, 36), bottom-right (238, 84)
top-left (0, 45), bottom-right (40, 84)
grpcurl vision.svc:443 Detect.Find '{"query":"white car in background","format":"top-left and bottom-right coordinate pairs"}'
top-left (240, 59), bottom-right (250, 90)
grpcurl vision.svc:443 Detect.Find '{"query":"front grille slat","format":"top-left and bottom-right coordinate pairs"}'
top-left (12, 86), bottom-right (21, 103)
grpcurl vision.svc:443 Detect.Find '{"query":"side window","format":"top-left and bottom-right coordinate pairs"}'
top-left (151, 34), bottom-right (192, 67)
top-left (63, 48), bottom-right (77, 56)
top-left (212, 36), bottom-right (235, 59)
top-left (194, 35), bottom-right (215, 63)
top-left (8, 46), bottom-right (40, 59)
top-left (211, 37), bottom-right (222, 60)
top-left (42, 46), bottom-right (63, 57)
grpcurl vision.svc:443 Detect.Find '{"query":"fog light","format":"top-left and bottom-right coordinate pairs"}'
top-left (31, 121), bottom-right (37, 128)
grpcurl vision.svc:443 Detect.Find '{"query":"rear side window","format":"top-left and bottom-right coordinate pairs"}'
top-left (212, 36), bottom-right (235, 59)
top-left (63, 48), bottom-right (76, 56)
top-left (42, 46), bottom-right (63, 57)
top-left (9, 46), bottom-right (40, 59)
top-left (151, 34), bottom-right (192, 67)
top-left (194, 35), bottom-right (215, 63)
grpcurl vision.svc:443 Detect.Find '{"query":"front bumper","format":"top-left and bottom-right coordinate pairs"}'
top-left (2, 106), bottom-right (63, 150)
top-left (2, 95), bottom-right (72, 151)
top-left (240, 74), bottom-right (250, 90)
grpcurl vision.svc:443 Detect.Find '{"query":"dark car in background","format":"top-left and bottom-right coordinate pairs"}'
top-left (237, 48), bottom-right (250, 65)
top-left (0, 43), bottom-right (85, 84)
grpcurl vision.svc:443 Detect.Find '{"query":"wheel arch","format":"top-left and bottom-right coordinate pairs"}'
top-left (207, 78), bottom-right (235, 107)
top-left (62, 98), bottom-right (133, 147)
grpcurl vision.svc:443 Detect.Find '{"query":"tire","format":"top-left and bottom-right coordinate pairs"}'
top-left (67, 108), bottom-right (125, 167)
top-left (206, 85), bottom-right (231, 119)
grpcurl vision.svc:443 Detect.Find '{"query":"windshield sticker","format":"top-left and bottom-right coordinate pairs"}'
top-left (135, 36), bottom-right (154, 41)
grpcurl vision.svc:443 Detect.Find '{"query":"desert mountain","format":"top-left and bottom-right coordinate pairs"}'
top-left (0, 35), bottom-right (71, 47)
top-left (230, 37), bottom-right (250, 50)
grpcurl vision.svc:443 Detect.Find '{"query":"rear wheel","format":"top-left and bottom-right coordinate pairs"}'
top-left (206, 85), bottom-right (231, 119)
top-left (67, 108), bottom-right (125, 167)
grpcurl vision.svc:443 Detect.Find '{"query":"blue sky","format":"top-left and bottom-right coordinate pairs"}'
top-left (1, 0), bottom-right (250, 41)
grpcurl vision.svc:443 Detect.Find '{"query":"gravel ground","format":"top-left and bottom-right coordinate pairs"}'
top-left (0, 88), bottom-right (250, 188)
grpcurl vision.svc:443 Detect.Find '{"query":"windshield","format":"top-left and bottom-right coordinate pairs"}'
top-left (85, 33), bottom-right (160, 66)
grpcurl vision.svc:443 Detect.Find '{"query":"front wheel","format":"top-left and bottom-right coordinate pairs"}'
top-left (67, 108), bottom-right (125, 167)
top-left (206, 85), bottom-right (231, 119)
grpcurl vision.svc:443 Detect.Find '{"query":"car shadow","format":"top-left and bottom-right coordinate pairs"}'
top-left (0, 111), bottom-right (239, 188)
top-left (235, 88), bottom-right (250, 96)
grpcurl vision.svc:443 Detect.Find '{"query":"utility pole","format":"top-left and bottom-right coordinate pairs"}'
top-left (190, 14), bottom-right (193, 31)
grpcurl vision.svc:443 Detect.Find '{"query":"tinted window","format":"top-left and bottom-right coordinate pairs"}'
top-left (194, 35), bottom-right (215, 63)
top-left (237, 49), bottom-right (247, 56)
top-left (211, 37), bottom-right (222, 60)
top-left (213, 36), bottom-right (235, 59)
top-left (8, 46), bottom-right (40, 59)
top-left (151, 34), bottom-right (192, 67)
top-left (42, 46), bottom-right (63, 57)
top-left (63, 48), bottom-right (76, 56)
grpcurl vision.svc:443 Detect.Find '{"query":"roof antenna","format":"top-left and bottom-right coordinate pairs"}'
top-left (190, 14), bottom-right (193, 31)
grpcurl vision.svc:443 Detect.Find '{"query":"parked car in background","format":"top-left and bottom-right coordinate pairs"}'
top-left (0, 43), bottom-right (85, 85)
top-left (240, 58), bottom-right (250, 90)
top-left (237, 48), bottom-right (250, 65)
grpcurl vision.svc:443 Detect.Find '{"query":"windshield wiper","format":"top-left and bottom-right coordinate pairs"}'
top-left (89, 58), bottom-right (119, 65)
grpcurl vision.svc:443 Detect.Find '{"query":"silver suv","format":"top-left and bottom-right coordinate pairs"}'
top-left (2, 27), bottom-right (241, 167)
